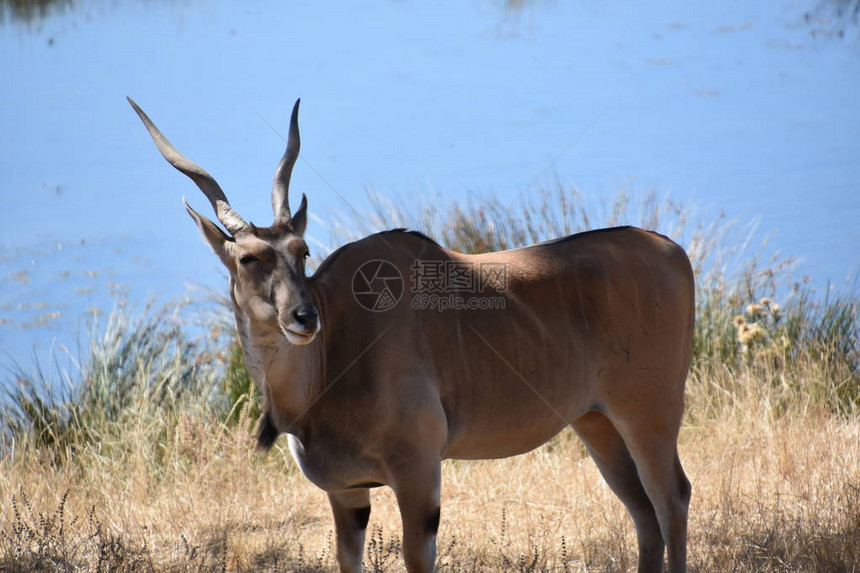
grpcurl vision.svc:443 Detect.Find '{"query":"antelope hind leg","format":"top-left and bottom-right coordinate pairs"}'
top-left (572, 411), bottom-right (665, 573)
top-left (616, 423), bottom-right (691, 573)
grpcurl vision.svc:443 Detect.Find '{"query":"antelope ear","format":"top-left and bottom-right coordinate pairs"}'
top-left (291, 193), bottom-right (308, 236)
top-left (183, 198), bottom-right (234, 266)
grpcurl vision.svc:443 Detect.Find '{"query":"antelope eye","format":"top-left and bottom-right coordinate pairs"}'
top-left (239, 254), bottom-right (260, 265)
top-left (303, 250), bottom-right (311, 260)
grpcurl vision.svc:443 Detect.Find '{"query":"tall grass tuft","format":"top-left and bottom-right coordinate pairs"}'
top-left (1, 299), bottom-right (230, 462)
top-left (222, 338), bottom-right (259, 428)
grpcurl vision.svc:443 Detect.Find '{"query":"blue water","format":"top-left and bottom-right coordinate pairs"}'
top-left (1, 0), bottom-right (858, 369)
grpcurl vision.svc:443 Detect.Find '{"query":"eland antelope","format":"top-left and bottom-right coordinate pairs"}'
top-left (129, 98), bottom-right (694, 573)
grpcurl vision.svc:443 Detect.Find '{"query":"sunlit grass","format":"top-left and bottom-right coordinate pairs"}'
top-left (1, 187), bottom-right (858, 571)
top-left (1, 411), bottom-right (857, 572)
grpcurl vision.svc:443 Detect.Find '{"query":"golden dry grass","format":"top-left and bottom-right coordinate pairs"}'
top-left (1, 189), bottom-right (857, 571)
top-left (1, 399), bottom-right (858, 572)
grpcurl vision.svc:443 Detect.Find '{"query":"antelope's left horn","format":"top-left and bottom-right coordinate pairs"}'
top-left (127, 97), bottom-right (249, 235)
top-left (271, 99), bottom-right (301, 227)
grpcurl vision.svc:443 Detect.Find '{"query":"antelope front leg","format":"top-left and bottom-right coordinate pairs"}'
top-left (327, 489), bottom-right (371, 573)
top-left (392, 460), bottom-right (442, 573)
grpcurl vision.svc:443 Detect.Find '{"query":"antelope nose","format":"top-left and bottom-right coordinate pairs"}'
top-left (293, 305), bottom-right (319, 331)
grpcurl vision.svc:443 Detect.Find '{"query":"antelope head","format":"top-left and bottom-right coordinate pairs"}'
top-left (128, 98), bottom-right (320, 345)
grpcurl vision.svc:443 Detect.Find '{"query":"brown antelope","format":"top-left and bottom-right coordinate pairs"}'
top-left (129, 97), bottom-right (694, 573)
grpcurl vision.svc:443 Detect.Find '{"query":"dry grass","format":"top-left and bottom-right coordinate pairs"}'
top-left (1, 400), bottom-right (858, 572)
top-left (1, 188), bottom-right (857, 571)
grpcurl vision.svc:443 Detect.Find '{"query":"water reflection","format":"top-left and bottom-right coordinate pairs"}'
top-left (0, 0), bottom-right (71, 24)
top-left (0, 0), bottom-right (182, 25)
top-left (3, 0), bottom-right (857, 34)
top-left (829, 0), bottom-right (860, 19)
top-left (0, 0), bottom-right (554, 27)
top-left (808, 0), bottom-right (860, 34)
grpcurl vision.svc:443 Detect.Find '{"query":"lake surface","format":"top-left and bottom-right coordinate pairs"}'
top-left (1, 0), bottom-right (858, 369)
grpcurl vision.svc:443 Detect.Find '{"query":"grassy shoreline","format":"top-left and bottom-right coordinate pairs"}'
top-left (1, 189), bottom-right (857, 571)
